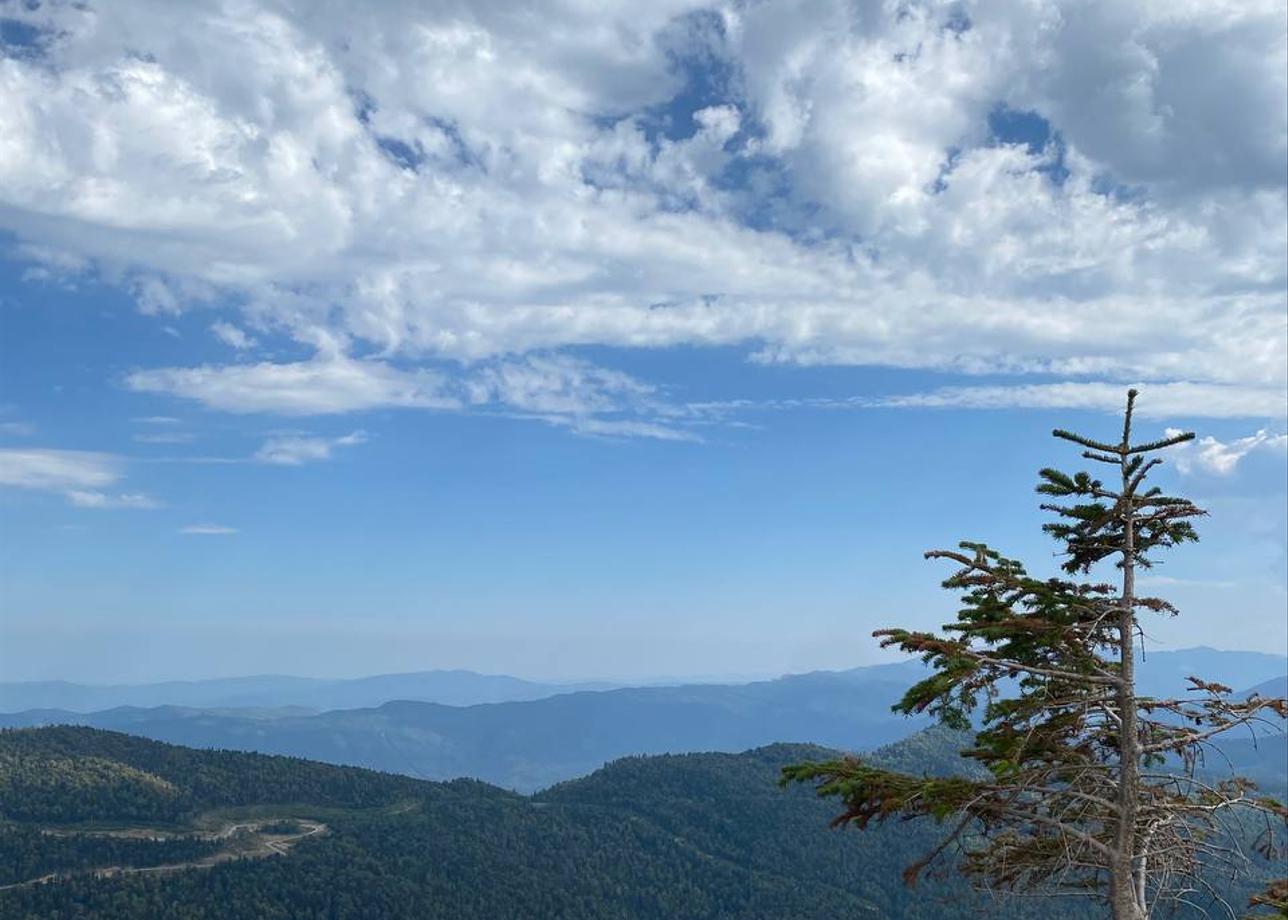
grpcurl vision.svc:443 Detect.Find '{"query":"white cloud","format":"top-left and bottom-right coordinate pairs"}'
top-left (0, 0), bottom-right (1283, 418)
top-left (127, 355), bottom-right (456, 415)
top-left (852, 383), bottom-right (1287, 419)
top-left (686, 382), bottom-right (1287, 421)
top-left (1166, 427), bottom-right (1288, 475)
top-left (465, 355), bottom-right (661, 417)
top-left (538, 415), bottom-right (701, 442)
top-left (0, 448), bottom-right (118, 491)
top-left (255, 430), bottom-right (367, 466)
top-left (210, 321), bottom-right (256, 350)
top-left (179, 523), bottom-right (238, 535)
top-left (466, 355), bottom-right (700, 440)
top-left (0, 448), bottom-right (159, 508)
top-left (0, 421), bottom-right (35, 436)
top-left (65, 490), bottom-right (163, 509)
top-left (130, 352), bottom-right (698, 439)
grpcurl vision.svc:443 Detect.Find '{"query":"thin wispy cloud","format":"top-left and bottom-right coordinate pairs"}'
top-left (179, 523), bottom-right (238, 535)
top-left (832, 383), bottom-right (1285, 420)
top-left (127, 356), bottom-right (457, 416)
top-left (683, 383), bottom-right (1288, 422)
top-left (66, 490), bottom-right (162, 509)
top-left (210, 321), bottom-right (257, 350)
top-left (255, 431), bottom-right (368, 466)
top-left (132, 354), bottom-right (701, 441)
top-left (0, 448), bottom-right (160, 509)
top-left (133, 432), bottom-right (197, 445)
top-left (0, 448), bottom-right (118, 492)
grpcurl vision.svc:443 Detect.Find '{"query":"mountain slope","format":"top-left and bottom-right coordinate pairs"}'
top-left (0, 727), bottom-right (1041, 919)
top-left (3, 726), bottom-right (1276, 919)
top-left (1244, 675), bottom-right (1288, 700)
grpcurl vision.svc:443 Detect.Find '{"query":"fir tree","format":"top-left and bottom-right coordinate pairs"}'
top-left (784, 390), bottom-right (1287, 919)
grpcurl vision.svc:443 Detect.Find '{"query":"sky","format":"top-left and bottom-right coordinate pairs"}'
top-left (0, 0), bottom-right (1285, 684)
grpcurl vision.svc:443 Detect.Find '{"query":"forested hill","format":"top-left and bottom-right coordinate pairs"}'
top-left (0, 726), bottom-right (1026, 919)
top-left (0, 724), bottom-right (433, 825)
top-left (5, 721), bottom-right (1277, 917)
top-left (0, 726), bottom-right (1273, 919)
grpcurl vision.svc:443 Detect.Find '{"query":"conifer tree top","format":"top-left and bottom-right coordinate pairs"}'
top-left (785, 390), bottom-right (1287, 920)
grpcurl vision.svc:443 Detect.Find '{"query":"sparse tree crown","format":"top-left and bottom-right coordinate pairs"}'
top-left (784, 391), bottom-right (1287, 919)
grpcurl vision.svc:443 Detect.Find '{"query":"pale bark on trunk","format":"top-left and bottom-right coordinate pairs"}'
top-left (1111, 433), bottom-right (1147, 920)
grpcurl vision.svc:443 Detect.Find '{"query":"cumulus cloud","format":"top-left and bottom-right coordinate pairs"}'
top-left (0, 0), bottom-right (1283, 420)
top-left (1166, 428), bottom-right (1288, 476)
top-left (255, 430), bottom-right (367, 466)
top-left (0, 448), bottom-right (159, 508)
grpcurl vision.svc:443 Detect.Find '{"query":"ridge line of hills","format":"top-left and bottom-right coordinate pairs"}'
top-left (2, 649), bottom-right (1283, 793)
top-left (3, 646), bottom-right (1280, 712)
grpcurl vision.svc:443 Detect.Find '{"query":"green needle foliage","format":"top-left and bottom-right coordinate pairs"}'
top-left (784, 391), bottom-right (1288, 920)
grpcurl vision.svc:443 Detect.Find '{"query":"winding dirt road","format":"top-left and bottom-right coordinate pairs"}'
top-left (0, 818), bottom-right (327, 892)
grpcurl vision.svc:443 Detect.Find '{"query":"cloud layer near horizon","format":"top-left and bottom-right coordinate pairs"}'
top-left (1, 0), bottom-right (1285, 426)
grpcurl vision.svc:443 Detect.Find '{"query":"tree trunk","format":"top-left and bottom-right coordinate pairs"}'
top-left (1112, 441), bottom-right (1145, 920)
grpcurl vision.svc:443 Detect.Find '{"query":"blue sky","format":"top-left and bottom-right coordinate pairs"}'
top-left (0, 0), bottom-right (1285, 682)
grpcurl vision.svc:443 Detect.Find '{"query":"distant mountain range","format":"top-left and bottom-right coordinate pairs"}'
top-left (1128, 648), bottom-right (1288, 698)
top-left (3, 648), bottom-right (1282, 792)
top-left (0, 669), bottom-right (620, 713)
top-left (4, 646), bottom-right (1278, 712)
top-left (0, 666), bottom-right (930, 790)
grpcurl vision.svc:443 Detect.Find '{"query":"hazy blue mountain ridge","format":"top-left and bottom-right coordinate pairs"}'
top-left (0, 670), bottom-right (619, 713)
top-left (3, 649), bottom-right (1281, 793)
top-left (0, 669), bottom-right (930, 791)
